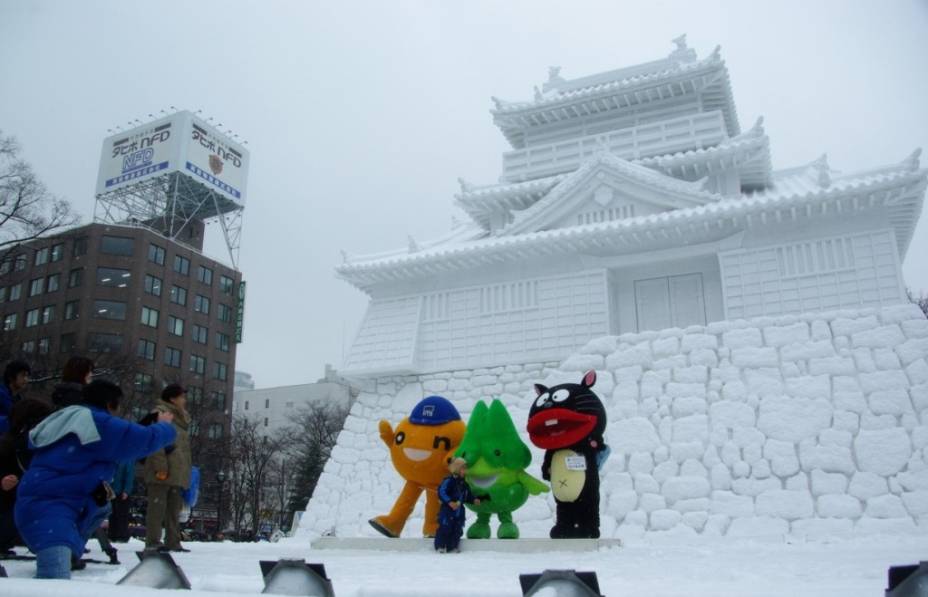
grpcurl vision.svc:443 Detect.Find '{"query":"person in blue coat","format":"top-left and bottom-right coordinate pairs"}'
top-left (435, 458), bottom-right (480, 553)
top-left (14, 379), bottom-right (176, 579)
top-left (0, 360), bottom-right (31, 435)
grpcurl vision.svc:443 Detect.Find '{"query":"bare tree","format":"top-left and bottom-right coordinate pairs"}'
top-left (225, 415), bottom-right (296, 538)
top-left (285, 403), bottom-right (348, 521)
top-left (0, 131), bottom-right (78, 263)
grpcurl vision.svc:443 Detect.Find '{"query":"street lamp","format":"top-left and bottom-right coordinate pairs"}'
top-left (216, 470), bottom-right (227, 539)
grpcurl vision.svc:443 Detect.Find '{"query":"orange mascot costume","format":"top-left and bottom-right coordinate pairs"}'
top-left (369, 395), bottom-right (465, 538)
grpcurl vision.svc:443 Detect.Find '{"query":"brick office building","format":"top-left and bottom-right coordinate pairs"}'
top-left (0, 220), bottom-right (243, 523)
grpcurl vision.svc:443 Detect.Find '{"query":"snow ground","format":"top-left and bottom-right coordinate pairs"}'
top-left (1, 534), bottom-right (926, 596)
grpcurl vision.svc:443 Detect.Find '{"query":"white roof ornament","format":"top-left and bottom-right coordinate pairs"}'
top-left (810, 154), bottom-right (831, 188)
top-left (534, 86), bottom-right (544, 102)
top-left (457, 177), bottom-right (475, 193)
top-left (670, 34), bottom-right (697, 63)
top-left (339, 249), bottom-right (349, 264)
top-left (407, 235), bottom-right (419, 253)
top-left (903, 148), bottom-right (922, 172)
top-left (543, 66), bottom-right (566, 92)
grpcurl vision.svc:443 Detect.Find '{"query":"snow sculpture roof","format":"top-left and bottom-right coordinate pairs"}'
top-left (492, 39), bottom-right (739, 148)
top-left (337, 151), bottom-right (926, 290)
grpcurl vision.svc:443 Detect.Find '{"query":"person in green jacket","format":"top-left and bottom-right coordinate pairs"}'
top-left (143, 384), bottom-right (192, 552)
top-left (107, 460), bottom-right (135, 542)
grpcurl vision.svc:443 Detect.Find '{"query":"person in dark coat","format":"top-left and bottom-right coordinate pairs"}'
top-left (0, 398), bottom-right (53, 555)
top-left (435, 458), bottom-right (479, 553)
top-left (107, 460), bottom-right (135, 542)
top-left (50, 357), bottom-right (94, 410)
top-left (0, 360), bottom-right (31, 435)
top-left (14, 380), bottom-right (176, 579)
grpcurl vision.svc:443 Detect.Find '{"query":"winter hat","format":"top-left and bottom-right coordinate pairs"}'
top-left (161, 384), bottom-right (186, 402)
top-left (408, 395), bottom-right (461, 426)
top-left (9, 398), bottom-right (53, 434)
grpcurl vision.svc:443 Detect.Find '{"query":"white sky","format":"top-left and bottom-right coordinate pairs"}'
top-left (1, 0), bottom-right (926, 388)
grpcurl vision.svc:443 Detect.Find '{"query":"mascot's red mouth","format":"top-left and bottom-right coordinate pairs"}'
top-left (527, 408), bottom-right (597, 449)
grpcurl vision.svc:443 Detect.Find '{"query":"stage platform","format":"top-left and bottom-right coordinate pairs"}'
top-left (311, 537), bottom-right (621, 553)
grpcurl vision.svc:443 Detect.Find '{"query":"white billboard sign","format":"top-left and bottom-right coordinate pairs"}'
top-left (96, 111), bottom-right (249, 205)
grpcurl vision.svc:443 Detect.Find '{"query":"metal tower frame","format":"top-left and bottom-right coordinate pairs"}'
top-left (94, 170), bottom-right (243, 268)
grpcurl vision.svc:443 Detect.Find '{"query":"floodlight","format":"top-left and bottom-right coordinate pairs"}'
top-left (115, 551), bottom-right (191, 589)
top-left (886, 561), bottom-right (928, 597)
top-left (519, 569), bottom-right (603, 597)
top-left (260, 559), bottom-right (335, 597)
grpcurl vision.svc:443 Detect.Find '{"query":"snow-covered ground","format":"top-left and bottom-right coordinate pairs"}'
top-left (2, 534), bottom-right (926, 596)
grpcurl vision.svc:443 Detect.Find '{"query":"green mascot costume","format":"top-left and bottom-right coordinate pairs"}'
top-left (455, 399), bottom-right (548, 539)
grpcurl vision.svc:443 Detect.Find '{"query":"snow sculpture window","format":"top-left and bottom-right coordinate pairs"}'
top-left (479, 280), bottom-right (539, 315)
top-left (576, 204), bottom-right (636, 225)
top-left (421, 292), bottom-right (450, 322)
top-left (776, 237), bottom-right (855, 278)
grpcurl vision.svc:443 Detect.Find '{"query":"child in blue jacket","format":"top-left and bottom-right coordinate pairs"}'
top-left (435, 457), bottom-right (480, 553)
top-left (14, 380), bottom-right (176, 579)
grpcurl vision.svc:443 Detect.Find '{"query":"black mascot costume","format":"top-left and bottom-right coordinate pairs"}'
top-left (526, 369), bottom-right (608, 539)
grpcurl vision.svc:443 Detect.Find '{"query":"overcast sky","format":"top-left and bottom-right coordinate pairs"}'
top-left (1, 1), bottom-right (926, 389)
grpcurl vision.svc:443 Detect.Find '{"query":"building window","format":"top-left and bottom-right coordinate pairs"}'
top-left (28, 277), bottom-right (44, 297)
top-left (194, 294), bottom-right (210, 315)
top-left (192, 324), bottom-right (208, 345)
top-left (164, 347), bottom-right (182, 368)
top-left (148, 243), bottom-right (166, 265)
top-left (167, 315), bottom-right (184, 336)
top-left (46, 273), bottom-right (60, 293)
top-left (34, 247), bottom-right (49, 266)
top-left (50, 243), bottom-right (64, 262)
top-left (173, 255), bottom-right (190, 276)
top-left (25, 309), bottom-right (39, 327)
top-left (37, 337), bottom-right (50, 354)
top-left (64, 300), bottom-right (79, 320)
top-left (220, 275), bottom-right (234, 296)
top-left (170, 285), bottom-right (187, 306)
top-left (21, 340), bottom-right (35, 353)
top-left (60, 333), bottom-right (76, 353)
top-left (0, 287), bottom-right (6, 302)
top-left (137, 338), bottom-right (156, 361)
top-left (189, 421), bottom-right (200, 437)
top-left (264, 399), bottom-right (269, 409)
top-left (144, 274), bottom-right (162, 297)
top-left (100, 235), bottom-right (134, 256)
top-left (88, 332), bottom-right (123, 352)
top-left (244, 400), bottom-right (249, 411)
top-left (217, 303), bottom-right (232, 323)
top-left (189, 354), bottom-right (206, 375)
top-left (14, 255), bottom-right (26, 271)
top-left (3, 313), bottom-right (17, 331)
top-left (40, 305), bottom-right (54, 324)
top-left (140, 306), bottom-right (159, 328)
top-left (188, 386), bottom-right (203, 407)
top-left (67, 268), bottom-right (83, 289)
top-left (207, 423), bottom-right (223, 439)
top-left (72, 236), bottom-right (88, 257)
top-left (93, 300), bottom-right (126, 320)
top-left (96, 267), bottom-right (131, 288)
top-left (264, 418), bottom-right (268, 427)
top-left (134, 373), bottom-right (154, 394)
top-left (216, 332), bottom-right (230, 353)
top-left (212, 391), bottom-right (226, 411)
top-left (214, 361), bottom-right (227, 381)
top-left (8, 284), bottom-right (21, 301)
top-left (196, 266), bottom-right (213, 286)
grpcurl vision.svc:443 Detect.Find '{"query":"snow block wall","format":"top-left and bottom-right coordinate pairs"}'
top-left (299, 304), bottom-right (928, 540)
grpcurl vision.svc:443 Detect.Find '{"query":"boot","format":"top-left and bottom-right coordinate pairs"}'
top-left (71, 554), bottom-right (86, 571)
top-left (105, 546), bottom-right (119, 565)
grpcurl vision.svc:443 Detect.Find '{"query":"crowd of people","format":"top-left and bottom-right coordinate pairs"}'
top-left (0, 357), bottom-right (196, 579)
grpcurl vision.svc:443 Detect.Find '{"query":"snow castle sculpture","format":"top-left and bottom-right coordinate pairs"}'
top-left (301, 37), bottom-right (928, 539)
